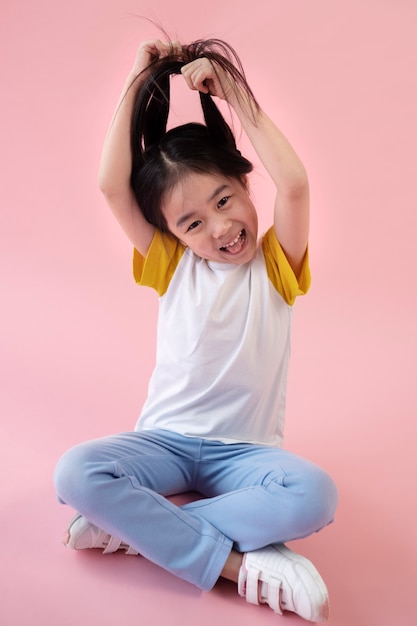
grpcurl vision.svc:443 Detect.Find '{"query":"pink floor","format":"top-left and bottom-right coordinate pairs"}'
top-left (2, 1), bottom-right (417, 625)
top-left (2, 346), bottom-right (416, 626)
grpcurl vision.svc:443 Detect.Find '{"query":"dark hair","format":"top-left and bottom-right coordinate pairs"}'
top-left (129, 39), bottom-right (259, 232)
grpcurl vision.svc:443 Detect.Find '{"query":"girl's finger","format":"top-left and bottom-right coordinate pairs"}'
top-left (157, 39), bottom-right (183, 58)
top-left (182, 60), bottom-right (214, 92)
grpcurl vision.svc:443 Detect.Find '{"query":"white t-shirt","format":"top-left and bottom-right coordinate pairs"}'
top-left (132, 227), bottom-right (310, 447)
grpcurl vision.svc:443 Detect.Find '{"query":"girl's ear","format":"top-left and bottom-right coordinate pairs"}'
top-left (240, 175), bottom-right (250, 192)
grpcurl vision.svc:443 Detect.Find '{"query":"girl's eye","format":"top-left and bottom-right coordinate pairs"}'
top-left (217, 196), bottom-right (229, 209)
top-left (187, 220), bottom-right (201, 232)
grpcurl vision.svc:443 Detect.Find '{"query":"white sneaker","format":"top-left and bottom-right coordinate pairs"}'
top-left (64, 514), bottom-right (139, 555)
top-left (238, 544), bottom-right (329, 622)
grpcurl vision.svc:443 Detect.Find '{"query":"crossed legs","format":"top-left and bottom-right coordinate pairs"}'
top-left (54, 429), bottom-right (337, 591)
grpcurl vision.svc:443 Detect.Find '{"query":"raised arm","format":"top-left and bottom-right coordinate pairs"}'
top-left (181, 57), bottom-right (310, 277)
top-left (98, 40), bottom-right (178, 256)
top-left (237, 106), bottom-right (309, 277)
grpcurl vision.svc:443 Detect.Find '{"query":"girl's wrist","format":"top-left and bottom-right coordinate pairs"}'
top-left (128, 66), bottom-right (146, 82)
top-left (228, 85), bottom-right (259, 122)
top-left (124, 67), bottom-right (149, 96)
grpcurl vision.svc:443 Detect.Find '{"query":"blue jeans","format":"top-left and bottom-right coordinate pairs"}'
top-left (54, 429), bottom-right (338, 591)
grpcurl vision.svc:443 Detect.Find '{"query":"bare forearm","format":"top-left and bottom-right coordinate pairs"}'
top-left (230, 91), bottom-right (309, 199)
top-left (229, 88), bottom-right (310, 271)
top-left (98, 71), bottom-right (143, 198)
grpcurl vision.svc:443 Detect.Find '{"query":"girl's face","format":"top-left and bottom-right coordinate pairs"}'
top-left (163, 172), bottom-right (258, 264)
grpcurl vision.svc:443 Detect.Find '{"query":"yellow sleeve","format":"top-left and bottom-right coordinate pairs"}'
top-left (132, 230), bottom-right (185, 297)
top-left (262, 227), bottom-right (311, 306)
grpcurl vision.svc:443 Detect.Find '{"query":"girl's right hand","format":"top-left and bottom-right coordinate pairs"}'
top-left (181, 56), bottom-right (235, 102)
top-left (131, 39), bottom-right (182, 78)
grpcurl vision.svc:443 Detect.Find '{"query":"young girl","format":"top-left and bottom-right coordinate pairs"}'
top-left (54, 38), bottom-right (338, 622)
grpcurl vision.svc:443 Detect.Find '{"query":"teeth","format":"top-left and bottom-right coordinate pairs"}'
top-left (222, 230), bottom-right (243, 249)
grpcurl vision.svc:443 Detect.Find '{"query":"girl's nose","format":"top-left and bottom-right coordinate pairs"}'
top-left (211, 215), bottom-right (232, 239)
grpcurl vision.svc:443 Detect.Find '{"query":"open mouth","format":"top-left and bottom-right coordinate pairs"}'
top-left (219, 229), bottom-right (246, 254)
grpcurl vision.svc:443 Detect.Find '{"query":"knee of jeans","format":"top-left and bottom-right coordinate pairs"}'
top-left (54, 442), bottom-right (104, 507)
top-left (296, 466), bottom-right (338, 532)
top-left (268, 465), bottom-right (338, 538)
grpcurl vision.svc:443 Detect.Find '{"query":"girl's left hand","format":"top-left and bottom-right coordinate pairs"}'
top-left (132, 39), bottom-right (182, 78)
top-left (181, 57), bottom-right (234, 101)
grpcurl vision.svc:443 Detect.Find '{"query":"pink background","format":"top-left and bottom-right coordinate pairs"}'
top-left (1, 1), bottom-right (416, 625)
